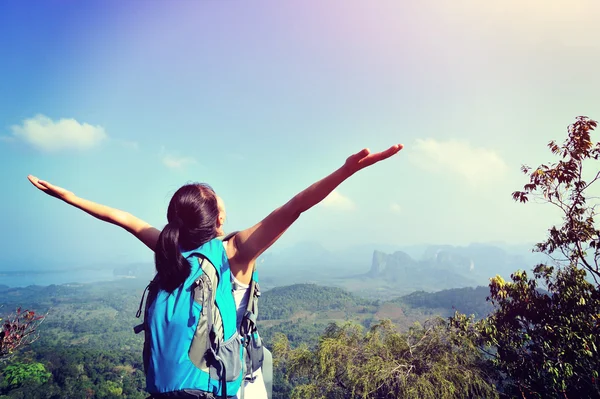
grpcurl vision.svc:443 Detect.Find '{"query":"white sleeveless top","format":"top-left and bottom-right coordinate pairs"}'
top-left (224, 241), bottom-right (268, 399)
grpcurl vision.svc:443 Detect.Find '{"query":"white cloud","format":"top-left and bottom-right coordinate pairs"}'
top-left (159, 146), bottom-right (197, 170)
top-left (10, 114), bottom-right (107, 152)
top-left (390, 202), bottom-right (402, 215)
top-left (320, 190), bottom-right (356, 211)
top-left (162, 154), bottom-right (197, 170)
top-left (410, 139), bottom-right (508, 186)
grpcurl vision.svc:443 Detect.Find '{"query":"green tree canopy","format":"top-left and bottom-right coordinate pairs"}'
top-left (274, 319), bottom-right (498, 399)
top-left (2, 362), bottom-right (51, 390)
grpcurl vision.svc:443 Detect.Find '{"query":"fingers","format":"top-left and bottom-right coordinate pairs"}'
top-left (363, 144), bottom-right (402, 159)
top-left (372, 144), bottom-right (404, 161)
top-left (346, 148), bottom-right (371, 168)
top-left (351, 148), bottom-right (370, 159)
top-left (385, 144), bottom-right (403, 154)
top-left (28, 175), bottom-right (55, 189)
top-left (356, 144), bottom-right (403, 169)
top-left (27, 175), bottom-right (63, 199)
top-left (383, 143), bottom-right (403, 157)
top-left (27, 175), bottom-right (46, 191)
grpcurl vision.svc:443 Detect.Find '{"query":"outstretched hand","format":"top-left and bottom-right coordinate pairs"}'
top-left (344, 144), bottom-right (403, 174)
top-left (27, 175), bottom-right (74, 202)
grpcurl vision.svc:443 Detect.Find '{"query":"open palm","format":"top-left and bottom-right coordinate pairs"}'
top-left (27, 175), bottom-right (73, 201)
top-left (344, 144), bottom-right (403, 174)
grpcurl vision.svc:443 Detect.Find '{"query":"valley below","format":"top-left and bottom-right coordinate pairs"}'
top-left (0, 241), bottom-right (538, 398)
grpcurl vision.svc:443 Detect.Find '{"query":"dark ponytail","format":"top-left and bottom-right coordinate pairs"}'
top-left (155, 184), bottom-right (220, 293)
top-left (154, 223), bottom-right (189, 292)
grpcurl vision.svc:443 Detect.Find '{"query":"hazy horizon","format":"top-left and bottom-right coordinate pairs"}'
top-left (0, 238), bottom-right (542, 272)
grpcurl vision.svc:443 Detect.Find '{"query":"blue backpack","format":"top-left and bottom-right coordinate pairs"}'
top-left (134, 232), bottom-right (265, 399)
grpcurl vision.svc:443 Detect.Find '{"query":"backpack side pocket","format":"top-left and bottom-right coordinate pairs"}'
top-left (189, 274), bottom-right (212, 372)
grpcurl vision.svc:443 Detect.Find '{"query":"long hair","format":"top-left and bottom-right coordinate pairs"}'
top-left (155, 183), bottom-right (220, 292)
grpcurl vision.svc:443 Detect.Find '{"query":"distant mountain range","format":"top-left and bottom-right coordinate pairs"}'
top-left (368, 243), bottom-right (542, 286)
top-left (0, 240), bottom-right (548, 297)
top-left (255, 241), bottom-right (547, 299)
top-left (365, 249), bottom-right (479, 291)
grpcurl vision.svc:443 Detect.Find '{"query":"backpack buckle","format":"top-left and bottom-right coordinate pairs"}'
top-left (133, 323), bottom-right (145, 334)
top-left (242, 334), bottom-right (251, 348)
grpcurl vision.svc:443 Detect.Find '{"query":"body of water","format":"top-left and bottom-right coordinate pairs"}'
top-left (0, 269), bottom-right (121, 287)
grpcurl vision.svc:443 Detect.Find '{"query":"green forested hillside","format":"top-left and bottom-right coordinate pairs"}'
top-left (394, 286), bottom-right (494, 319)
top-left (0, 281), bottom-right (492, 398)
top-left (259, 283), bottom-right (378, 320)
top-left (1, 348), bottom-right (146, 399)
top-left (257, 284), bottom-right (380, 350)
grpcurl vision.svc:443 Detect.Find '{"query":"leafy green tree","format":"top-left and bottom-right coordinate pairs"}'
top-left (97, 380), bottom-right (123, 398)
top-left (1, 362), bottom-right (50, 390)
top-left (452, 116), bottom-right (600, 398)
top-left (512, 116), bottom-right (600, 282)
top-left (274, 319), bottom-right (498, 399)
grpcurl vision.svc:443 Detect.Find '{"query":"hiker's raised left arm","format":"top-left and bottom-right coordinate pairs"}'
top-left (27, 175), bottom-right (160, 251)
top-left (228, 144), bottom-right (403, 279)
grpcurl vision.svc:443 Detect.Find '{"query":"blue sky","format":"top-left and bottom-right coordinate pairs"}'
top-left (1, 0), bottom-right (599, 269)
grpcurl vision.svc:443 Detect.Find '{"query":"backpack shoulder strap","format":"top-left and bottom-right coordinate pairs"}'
top-left (216, 229), bottom-right (260, 342)
top-left (134, 276), bottom-right (159, 326)
top-left (240, 277), bottom-right (260, 337)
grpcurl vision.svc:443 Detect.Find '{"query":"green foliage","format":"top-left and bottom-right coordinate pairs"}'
top-left (259, 283), bottom-right (381, 352)
top-left (453, 116), bottom-right (600, 398)
top-left (0, 280), bottom-right (149, 398)
top-left (259, 283), bottom-right (378, 321)
top-left (512, 116), bottom-right (600, 282)
top-left (395, 286), bottom-right (493, 319)
top-left (1, 276), bottom-right (498, 398)
top-left (495, 268), bottom-right (599, 397)
top-left (1, 362), bottom-right (50, 389)
top-left (98, 380), bottom-right (123, 397)
top-left (0, 347), bottom-right (146, 398)
top-left (274, 319), bottom-right (498, 399)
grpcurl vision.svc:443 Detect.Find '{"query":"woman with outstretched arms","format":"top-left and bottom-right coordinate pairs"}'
top-left (28, 145), bottom-right (403, 398)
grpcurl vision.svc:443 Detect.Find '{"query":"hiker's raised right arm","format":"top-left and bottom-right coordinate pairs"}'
top-left (228, 144), bottom-right (403, 280)
top-left (27, 175), bottom-right (160, 251)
